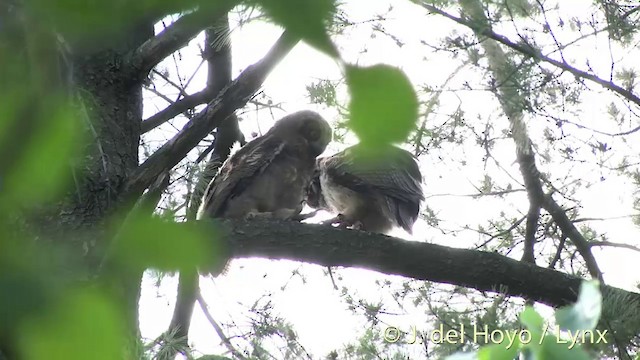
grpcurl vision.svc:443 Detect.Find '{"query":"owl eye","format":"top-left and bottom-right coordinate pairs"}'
top-left (307, 128), bottom-right (320, 140)
top-left (304, 121), bottom-right (321, 140)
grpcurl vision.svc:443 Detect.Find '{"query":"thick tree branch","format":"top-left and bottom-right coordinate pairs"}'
top-left (211, 220), bottom-right (640, 309)
top-left (457, 0), bottom-right (603, 280)
top-left (518, 151), bottom-right (542, 266)
top-left (457, 0), bottom-right (543, 269)
top-left (124, 31), bottom-right (299, 200)
top-left (127, 1), bottom-right (237, 81)
top-left (167, 16), bottom-right (242, 356)
top-left (419, 2), bottom-right (640, 108)
top-left (142, 88), bottom-right (213, 133)
top-left (542, 195), bottom-right (607, 277)
top-left (167, 269), bottom-right (198, 344)
top-left (141, 18), bottom-right (239, 134)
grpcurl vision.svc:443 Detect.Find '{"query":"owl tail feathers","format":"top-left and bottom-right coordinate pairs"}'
top-left (200, 258), bottom-right (231, 277)
top-left (396, 200), bottom-right (420, 234)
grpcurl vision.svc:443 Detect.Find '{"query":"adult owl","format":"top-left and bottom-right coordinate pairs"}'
top-left (198, 110), bottom-right (332, 221)
top-left (306, 143), bottom-right (424, 234)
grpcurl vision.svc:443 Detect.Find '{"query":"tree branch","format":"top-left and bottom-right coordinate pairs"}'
top-left (548, 234), bottom-right (567, 269)
top-left (167, 16), bottom-right (242, 356)
top-left (141, 88), bottom-right (213, 133)
top-left (124, 31), bottom-right (299, 200)
top-left (420, 2), bottom-right (640, 107)
top-left (166, 269), bottom-right (198, 348)
top-left (456, 0), bottom-right (602, 280)
top-left (211, 219), bottom-right (640, 309)
top-left (127, 1), bottom-right (237, 81)
top-left (588, 241), bottom-right (640, 253)
top-left (196, 292), bottom-right (247, 360)
top-left (542, 194), bottom-right (603, 279)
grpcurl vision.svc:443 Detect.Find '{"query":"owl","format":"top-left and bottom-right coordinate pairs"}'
top-left (306, 143), bottom-right (424, 234)
top-left (198, 110), bottom-right (332, 221)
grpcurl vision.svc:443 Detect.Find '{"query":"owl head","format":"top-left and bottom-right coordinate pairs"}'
top-left (270, 110), bottom-right (332, 157)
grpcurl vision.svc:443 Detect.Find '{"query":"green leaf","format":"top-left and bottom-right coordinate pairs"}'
top-left (256, 0), bottom-right (339, 57)
top-left (25, 0), bottom-right (206, 44)
top-left (555, 280), bottom-right (602, 333)
top-left (0, 270), bottom-right (50, 336)
top-left (520, 306), bottom-right (544, 332)
top-left (346, 64), bottom-right (419, 144)
top-left (539, 335), bottom-right (591, 360)
top-left (478, 339), bottom-right (520, 360)
top-left (18, 289), bottom-right (127, 360)
top-left (519, 306), bottom-right (545, 354)
top-left (3, 99), bottom-right (82, 206)
top-left (114, 215), bottom-right (218, 271)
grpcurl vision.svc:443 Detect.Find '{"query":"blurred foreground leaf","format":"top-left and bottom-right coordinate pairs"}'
top-left (2, 98), bottom-right (82, 207)
top-left (24, 0), bottom-right (205, 45)
top-left (477, 337), bottom-right (520, 360)
top-left (255, 0), bottom-right (339, 57)
top-left (556, 280), bottom-right (602, 333)
top-left (113, 215), bottom-right (218, 271)
top-left (346, 64), bottom-right (418, 144)
top-left (520, 306), bottom-right (544, 332)
top-left (18, 288), bottom-right (127, 360)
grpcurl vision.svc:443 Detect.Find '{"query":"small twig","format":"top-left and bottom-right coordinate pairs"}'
top-left (548, 235), bottom-right (567, 270)
top-left (420, 2), bottom-right (640, 107)
top-left (196, 292), bottom-right (248, 360)
top-left (327, 267), bottom-right (339, 290)
top-left (588, 241), bottom-right (640, 253)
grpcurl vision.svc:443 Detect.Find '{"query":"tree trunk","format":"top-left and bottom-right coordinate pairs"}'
top-left (43, 20), bottom-right (155, 330)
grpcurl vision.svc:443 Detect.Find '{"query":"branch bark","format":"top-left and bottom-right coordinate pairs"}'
top-left (211, 219), bottom-right (640, 309)
top-left (127, 1), bottom-right (237, 81)
top-left (124, 30), bottom-right (299, 201)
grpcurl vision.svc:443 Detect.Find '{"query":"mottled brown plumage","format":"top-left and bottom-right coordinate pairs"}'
top-left (198, 110), bottom-right (332, 221)
top-left (306, 143), bottom-right (423, 234)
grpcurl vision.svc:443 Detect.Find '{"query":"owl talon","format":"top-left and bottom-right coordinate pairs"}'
top-left (292, 209), bottom-right (320, 222)
top-left (322, 214), bottom-right (355, 228)
top-left (244, 211), bottom-right (260, 220)
top-left (321, 217), bottom-right (336, 226)
top-left (351, 220), bottom-right (364, 231)
top-left (321, 215), bottom-right (341, 226)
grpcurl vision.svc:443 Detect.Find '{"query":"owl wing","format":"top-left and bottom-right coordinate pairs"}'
top-left (326, 145), bottom-right (423, 200)
top-left (199, 134), bottom-right (286, 218)
top-left (325, 145), bottom-right (424, 231)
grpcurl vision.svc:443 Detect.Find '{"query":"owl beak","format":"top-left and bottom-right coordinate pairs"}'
top-left (310, 142), bottom-right (325, 157)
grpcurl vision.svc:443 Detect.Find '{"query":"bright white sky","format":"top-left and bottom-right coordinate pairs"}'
top-left (139, 0), bottom-right (640, 358)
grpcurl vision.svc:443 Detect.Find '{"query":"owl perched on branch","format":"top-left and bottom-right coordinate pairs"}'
top-left (198, 110), bottom-right (332, 221)
top-left (306, 144), bottom-right (424, 234)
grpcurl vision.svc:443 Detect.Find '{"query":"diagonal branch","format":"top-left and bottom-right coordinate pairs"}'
top-left (211, 219), bottom-right (640, 309)
top-left (419, 2), bottom-right (640, 107)
top-left (456, 0), bottom-right (602, 280)
top-left (141, 19), bottom-right (239, 134)
top-left (167, 16), bottom-right (242, 358)
top-left (542, 195), bottom-right (603, 279)
top-left (588, 241), bottom-right (640, 253)
top-left (127, 1), bottom-right (237, 81)
top-left (142, 88), bottom-right (214, 133)
top-left (196, 292), bottom-right (248, 360)
top-left (124, 30), bottom-right (299, 201)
